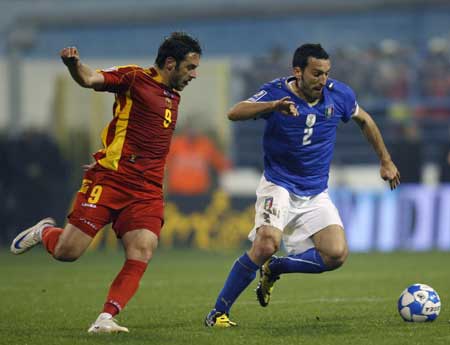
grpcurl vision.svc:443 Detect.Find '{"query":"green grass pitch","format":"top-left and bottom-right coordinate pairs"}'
top-left (0, 248), bottom-right (449, 345)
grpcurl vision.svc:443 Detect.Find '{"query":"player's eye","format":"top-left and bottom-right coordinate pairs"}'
top-left (314, 72), bottom-right (329, 78)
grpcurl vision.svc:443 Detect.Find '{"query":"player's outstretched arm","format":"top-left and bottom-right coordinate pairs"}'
top-left (352, 107), bottom-right (401, 190)
top-left (227, 96), bottom-right (298, 121)
top-left (60, 46), bottom-right (104, 89)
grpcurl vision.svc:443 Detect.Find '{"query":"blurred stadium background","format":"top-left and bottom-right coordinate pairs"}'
top-left (0, 0), bottom-right (449, 253)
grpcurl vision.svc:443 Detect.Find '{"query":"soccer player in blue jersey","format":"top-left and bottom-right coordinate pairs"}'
top-left (205, 43), bottom-right (400, 327)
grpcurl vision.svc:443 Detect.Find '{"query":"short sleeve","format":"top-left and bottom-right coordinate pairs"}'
top-left (247, 86), bottom-right (273, 103)
top-left (341, 85), bottom-right (359, 123)
top-left (95, 66), bottom-right (136, 93)
top-left (246, 85), bottom-right (275, 119)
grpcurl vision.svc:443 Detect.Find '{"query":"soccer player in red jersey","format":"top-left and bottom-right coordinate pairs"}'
top-left (10, 32), bottom-right (202, 333)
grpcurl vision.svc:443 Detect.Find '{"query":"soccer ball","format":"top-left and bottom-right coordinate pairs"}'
top-left (397, 283), bottom-right (441, 322)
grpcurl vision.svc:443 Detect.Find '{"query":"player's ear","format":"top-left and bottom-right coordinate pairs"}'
top-left (165, 57), bottom-right (177, 71)
top-left (293, 66), bottom-right (302, 79)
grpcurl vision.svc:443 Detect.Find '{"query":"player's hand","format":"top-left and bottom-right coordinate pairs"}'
top-left (82, 161), bottom-right (96, 171)
top-left (60, 46), bottom-right (80, 67)
top-left (380, 159), bottom-right (400, 190)
top-left (273, 97), bottom-right (299, 116)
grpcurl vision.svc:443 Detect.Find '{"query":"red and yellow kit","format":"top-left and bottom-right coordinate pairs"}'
top-left (68, 66), bottom-right (180, 238)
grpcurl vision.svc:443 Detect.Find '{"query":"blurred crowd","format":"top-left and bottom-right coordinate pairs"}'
top-left (243, 37), bottom-right (450, 116)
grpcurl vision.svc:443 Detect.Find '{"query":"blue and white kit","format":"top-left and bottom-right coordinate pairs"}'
top-left (248, 77), bottom-right (359, 253)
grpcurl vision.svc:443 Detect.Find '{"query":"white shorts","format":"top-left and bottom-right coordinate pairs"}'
top-left (248, 175), bottom-right (343, 255)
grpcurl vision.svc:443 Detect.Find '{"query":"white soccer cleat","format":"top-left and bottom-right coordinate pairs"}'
top-left (10, 217), bottom-right (56, 255)
top-left (88, 315), bottom-right (129, 334)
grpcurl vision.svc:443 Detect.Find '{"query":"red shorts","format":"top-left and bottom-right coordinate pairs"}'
top-left (68, 167), bottom-right (164, 238)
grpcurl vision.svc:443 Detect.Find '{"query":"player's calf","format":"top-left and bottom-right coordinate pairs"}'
top-left (50, 223), bottom-right (93, 261)
top-left (52, 245), bottom-right (83, 262)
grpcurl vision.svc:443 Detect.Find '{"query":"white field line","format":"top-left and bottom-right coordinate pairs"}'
top-left (235, 296), bottom-right (391, 306)
top-left (128, 296), bottom-right (393, 309)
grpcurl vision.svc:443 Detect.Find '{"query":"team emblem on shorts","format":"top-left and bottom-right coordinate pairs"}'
top-left (264, 197), bottom-right (273, 211)
top-left (263, 197), bottom-right (280, 218)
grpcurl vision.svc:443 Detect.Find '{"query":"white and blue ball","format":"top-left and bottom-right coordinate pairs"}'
top-left (397, 283), bottom-right (441, 322)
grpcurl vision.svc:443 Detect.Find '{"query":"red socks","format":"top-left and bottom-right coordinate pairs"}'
top-left (42, 227), bottom-right (148, 317)
top-left (103, 259), bottom-right (148, 316)
top-left (41, 227), bottom-right (63, 255)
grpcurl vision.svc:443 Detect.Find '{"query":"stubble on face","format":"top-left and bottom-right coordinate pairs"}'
top-left (296, 57), bottom-right (331, 102)
top-left (170, 52), bottom-right (200, 91)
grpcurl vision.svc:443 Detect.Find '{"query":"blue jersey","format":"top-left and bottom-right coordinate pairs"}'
top-left (248, 77), bottom-right (358, 196)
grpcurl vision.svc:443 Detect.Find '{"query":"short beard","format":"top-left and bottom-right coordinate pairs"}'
top-left (297, 76), bottom-right (317, 102)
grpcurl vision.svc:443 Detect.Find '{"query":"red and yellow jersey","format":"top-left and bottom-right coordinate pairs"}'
top-left (93, 65), bottom-right (180, 189)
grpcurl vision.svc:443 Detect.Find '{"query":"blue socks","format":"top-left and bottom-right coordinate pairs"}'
top-left (213, 249), bottom-right (329, 314)
top-left (269, 248), bottom-right (330, 275)
top-left (214, 252), bottom-right (259, 314)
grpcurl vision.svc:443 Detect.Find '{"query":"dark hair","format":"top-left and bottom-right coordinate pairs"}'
top-left (292, 43), bottom-right (329, 70)
top-left (155, 32), bottom-right (202, 69)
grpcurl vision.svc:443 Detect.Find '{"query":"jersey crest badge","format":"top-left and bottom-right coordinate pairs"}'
top-left (325, 105), bottom-right (334, 119)
top-left (306, 114), bottom-right (316, 127)
top-left (165, 97), bottom-right (173, 109)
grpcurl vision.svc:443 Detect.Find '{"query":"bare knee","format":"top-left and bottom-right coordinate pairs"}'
top-left (249, 226), bottom-right (281, 265)
top-left (312, 225), bottom-right (349, 270)
top-left (321, 245), bottom-right (349, 270)
top-left (126, 245), bottom-right (154, 262)
top-left (125, 239), bottom-right (158, 262)
top-left (123, 229), bottom-right (159, 263)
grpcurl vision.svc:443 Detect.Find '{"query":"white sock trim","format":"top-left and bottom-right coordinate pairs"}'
top-left (97, 312), bottom-right (113, 321)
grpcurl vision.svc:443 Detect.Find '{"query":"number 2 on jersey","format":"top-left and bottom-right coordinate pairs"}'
top-left (303, 128), bottom-right (313, 145)
top-left (302, 114), bottom-right (316, 146)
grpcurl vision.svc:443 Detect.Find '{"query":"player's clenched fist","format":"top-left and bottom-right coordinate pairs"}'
top-left (273, 96), bottom-right (299, 116)
top-left (60, 46), bottom-right (80, 66)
